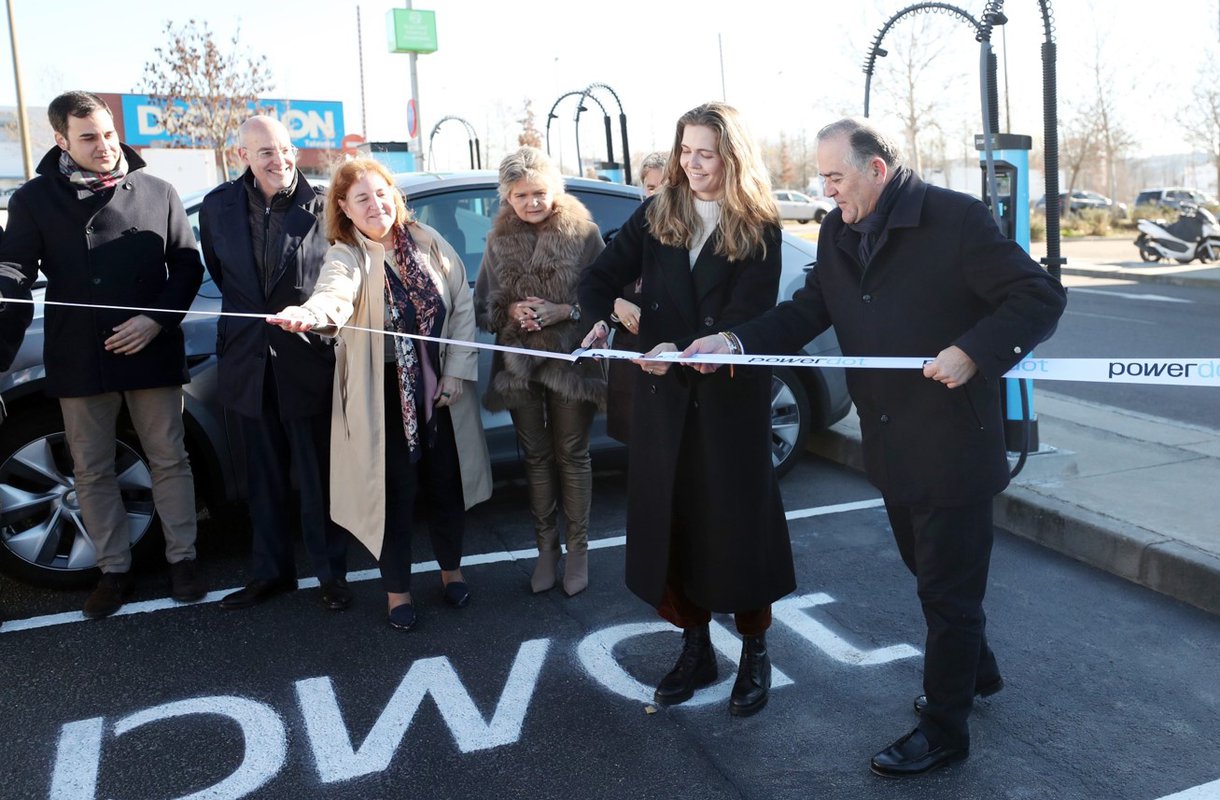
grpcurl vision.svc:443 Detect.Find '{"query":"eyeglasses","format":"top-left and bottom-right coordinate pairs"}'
top-left (252, 146), bottom-right (297, 162)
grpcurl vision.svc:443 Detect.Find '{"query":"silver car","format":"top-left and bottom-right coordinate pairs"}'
top-left (772, 190), bottom-right (834, 224)
top-left (0, 173), bottom-right (849, 587)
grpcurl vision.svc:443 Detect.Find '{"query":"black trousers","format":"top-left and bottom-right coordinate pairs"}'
top-left (885, 498), bottom-right (1000, 750)
top-left (239, 369), bottom-right (347, 583)
top-left (380, 373), bottom-right (466, 594)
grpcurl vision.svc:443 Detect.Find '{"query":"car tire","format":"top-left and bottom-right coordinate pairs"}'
top-left (0, 405), bottom-right (161, 588)
top-left (771, 367), bottom-right (811, 478)
top-left (797, 218), bottom-right (810, 225)
top-left (814, 209), bottom-right (827, 223)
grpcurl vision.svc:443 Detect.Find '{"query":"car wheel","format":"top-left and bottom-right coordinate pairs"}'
top-left (0, 406), bottom-right (160, 588)
top-left (770, 367), bottom-right (811, 478)
top-left (814, 209), bottom-right (827, 223)
top-left (797, 218), bottom-right (810, 225)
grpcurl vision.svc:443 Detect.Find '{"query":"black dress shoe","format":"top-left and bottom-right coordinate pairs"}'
top-left (388, 602), bottom-right (417, 631)
top-left (442, 581), bottom-right (471, 608)
top-left (319, 579), bottom-right (352, 611)
top-left (913, 675), bottom-right (1004, 715)
top-left (218, 578), bottom-right (298, 610)
top-left (729, 633), bottom-right (771, 717)
top-left (654, 624), bottom-right (717, 705)
top-left (871, 727), bottom-right (968, 777)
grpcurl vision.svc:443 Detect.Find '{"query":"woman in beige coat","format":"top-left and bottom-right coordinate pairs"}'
top-left (270, 158), bottom-right (492, 630)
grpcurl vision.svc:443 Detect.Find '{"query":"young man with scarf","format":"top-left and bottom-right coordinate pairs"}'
top-left (682, 118), bottom-right (1066, 777)
top-left (0, 91), bottom-right (205, 619)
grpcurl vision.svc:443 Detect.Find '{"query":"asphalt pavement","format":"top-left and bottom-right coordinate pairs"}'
top-left (809, 234), bottom-right (1220, 617)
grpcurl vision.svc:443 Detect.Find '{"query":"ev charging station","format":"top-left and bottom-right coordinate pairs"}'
top-left (976, 132), bottom-right (1041, 453)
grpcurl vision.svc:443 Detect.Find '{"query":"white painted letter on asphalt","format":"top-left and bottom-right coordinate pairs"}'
top-left (297, 638), bottom-right (550, 783)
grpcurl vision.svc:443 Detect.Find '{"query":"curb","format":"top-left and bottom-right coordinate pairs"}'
top-left (807, 424), bottom-right (1220, 617)
top-left (1059, 265), bottom-right (1218, 289)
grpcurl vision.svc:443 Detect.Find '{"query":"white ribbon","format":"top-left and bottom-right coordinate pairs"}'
top-left (4, 297), bottom-right (1218, 388)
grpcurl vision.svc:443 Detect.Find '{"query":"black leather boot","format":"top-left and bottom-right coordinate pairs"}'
top-left (729, 632), bottom-right (771, 717)
top-left (654, 624), bottom-right (717, 705)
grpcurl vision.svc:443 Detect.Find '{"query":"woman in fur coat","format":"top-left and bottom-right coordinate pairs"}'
top-left (474, 147), bottom-right (605, 596)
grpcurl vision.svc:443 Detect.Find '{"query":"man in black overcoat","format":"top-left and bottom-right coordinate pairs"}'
top-left (0, 92), bottom-right (206, 618)
top-left (684, 118), bottom-right (1066, 776)
top-left (200, 116), bottom-right (349, 611)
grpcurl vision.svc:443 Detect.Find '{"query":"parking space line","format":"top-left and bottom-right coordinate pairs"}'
top-left (1154, 779), bottom-right (1220, 799)
top-left (1, 497), bottom-right (883, 636)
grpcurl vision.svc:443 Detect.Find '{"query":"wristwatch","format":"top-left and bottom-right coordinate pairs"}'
top-left (569, 304), bottom-right (582, 322)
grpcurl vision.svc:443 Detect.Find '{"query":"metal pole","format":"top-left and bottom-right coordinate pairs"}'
top-left (6, 0), bottom-right (34, 180)
top-left (405, 0), bottom-right (424, 167)
top-left (619, 114), bottom-right (631, 185)
top-left (718, 34), bottom-right (727, 101)
top-left (356, 5), bottom-right (367, 137)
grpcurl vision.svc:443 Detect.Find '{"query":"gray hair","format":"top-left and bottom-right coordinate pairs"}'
top-left (497, 146), bottom-right (563, 200)
top-left (816, 118), bottom-right (904, 172)
top-left (639, 151), bottom-right (667, 180)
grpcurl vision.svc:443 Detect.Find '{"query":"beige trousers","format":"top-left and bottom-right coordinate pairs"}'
top-left (60, 387), bottom-right (197, 573)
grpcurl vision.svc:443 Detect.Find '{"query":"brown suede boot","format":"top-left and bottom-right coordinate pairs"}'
top-left (562, 547), bottom-right (588, 596)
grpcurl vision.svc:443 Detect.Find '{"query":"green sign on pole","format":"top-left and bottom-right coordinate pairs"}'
top-left (386, 8), bottom-right (438, 54)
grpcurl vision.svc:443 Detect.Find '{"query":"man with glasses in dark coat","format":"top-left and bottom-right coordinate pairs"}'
top-left (200, 116), bottom-right (350, 611)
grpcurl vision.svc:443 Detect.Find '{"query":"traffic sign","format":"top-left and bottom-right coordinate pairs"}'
top-left (340, 134), bottom-right (365, 155)
top-left (407, 99), bottom-right (418, 140)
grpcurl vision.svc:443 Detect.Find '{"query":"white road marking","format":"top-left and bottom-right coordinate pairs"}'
top-left (1, 497), bottom-right (884, 635)
top-left (1154, 779), bottom-right (1220, 799)
top-left (1065, 310), bottom-right (1156, 325)
top-left (1070, 287), bottom-right (1193, 304)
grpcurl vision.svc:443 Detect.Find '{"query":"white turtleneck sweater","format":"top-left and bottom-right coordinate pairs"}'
top-left (689, 197), bottom-right (722, 268)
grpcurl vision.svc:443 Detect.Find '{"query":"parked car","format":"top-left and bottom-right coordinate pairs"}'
top-left (772, 190), bottom-right (833, 224)
top-left (1034, 190), bottom-right (1127, 218)
top-left (0, 173), bottom-right (851, 587)
top-left (1134, 187), bottom-right (1217, 210)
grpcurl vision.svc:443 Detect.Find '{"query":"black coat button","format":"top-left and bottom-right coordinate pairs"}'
top-left (862, 294), bottom-right (872, 303)
top-left (91, 277), bottom-right (101, 285)
top-left (880, 414), bottom-right (890, 423)
top-left (85, 226), bottom-right (94, 234)
top-left (650, 302), bottom-right (660, 311)
top-left (648, 385), bottom-right (657, 394)
top-left (703, 316), bottom-right (715, 327)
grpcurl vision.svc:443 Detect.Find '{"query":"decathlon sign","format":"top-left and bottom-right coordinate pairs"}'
top-left (118, 94), bottom-right (345, 149)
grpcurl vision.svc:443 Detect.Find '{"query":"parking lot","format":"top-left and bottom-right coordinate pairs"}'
top-left (3, 453), bottom-right (1219, 800)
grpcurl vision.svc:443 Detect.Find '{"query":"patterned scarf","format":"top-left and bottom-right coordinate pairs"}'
top-left (58, 150), bottom-right (128, 193)
top-left (384, 224), bottom-right (445, 460)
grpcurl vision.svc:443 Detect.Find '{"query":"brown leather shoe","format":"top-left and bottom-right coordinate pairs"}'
top-left (169, 559), bottom-right (205, 602)
top-left (83, 572), bottom-right (134, 619)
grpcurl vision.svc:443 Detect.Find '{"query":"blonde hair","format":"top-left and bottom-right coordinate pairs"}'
top-left (325, 157), bottom-right (413, 246)
top-left (496, 146), bottom-right (564, 201)
top-left (646, 102), bottom-right (779, 262)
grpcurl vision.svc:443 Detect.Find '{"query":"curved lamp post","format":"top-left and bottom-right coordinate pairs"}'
top-left (427, 115), bottom-right (482, 170)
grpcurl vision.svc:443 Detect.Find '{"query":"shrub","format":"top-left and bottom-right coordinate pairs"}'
top-left (1029, 212), bottom-right (1046, 242)
top-left (1076, 208), bottom-right (1112, 236)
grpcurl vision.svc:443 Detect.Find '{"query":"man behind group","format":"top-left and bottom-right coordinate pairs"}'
top-left (200, 116), bottom-right (350, 611)
top-left (684, 118), bottom-right (1066, 776)
top-left (0, 91), bottom-right (205, 618)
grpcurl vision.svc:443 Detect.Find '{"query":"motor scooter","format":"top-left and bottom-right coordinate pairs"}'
top-left (1134, 204), bottom-right (1220, 263)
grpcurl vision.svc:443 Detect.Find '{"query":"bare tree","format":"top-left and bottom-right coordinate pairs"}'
top-left (138, 19), bottom-right (273, 178)
top-left (778, 133), bottom-right (795, 189)
top-left (874, 15), bottom-right (967, 175)
top-left (1059, 101), bottom-right (1100, 196)
top-left (1087, 37), bottom-right (1135, 204)
top-left (1180, 48), bottom-right (1220, 193)
top-left (517, 98), bottom-right (542, 149)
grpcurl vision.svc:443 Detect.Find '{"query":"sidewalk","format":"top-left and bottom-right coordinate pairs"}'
top-left (809, 237), bottom-right (1220, 617)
